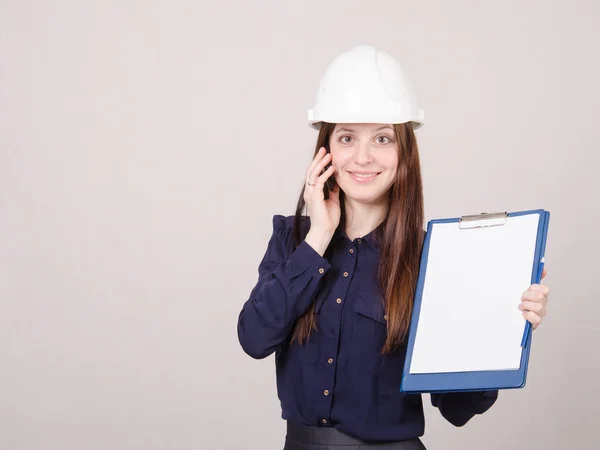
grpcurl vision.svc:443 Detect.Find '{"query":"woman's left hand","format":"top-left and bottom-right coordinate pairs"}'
top-left (519, 267), bottom-right (549, 330)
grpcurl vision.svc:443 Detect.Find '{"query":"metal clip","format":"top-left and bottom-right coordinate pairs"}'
top-left (458, 211), bottom-right (508, 229)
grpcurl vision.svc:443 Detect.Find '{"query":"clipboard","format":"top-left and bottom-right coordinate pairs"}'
top-left (400, 209), bottom-right (550, 394)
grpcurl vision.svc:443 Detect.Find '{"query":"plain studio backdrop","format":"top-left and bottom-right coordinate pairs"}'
top-left (0, 1), bottom-right (598, 449)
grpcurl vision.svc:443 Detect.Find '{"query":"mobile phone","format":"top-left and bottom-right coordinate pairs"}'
top-left (323, 142), bottom-right (336, 199)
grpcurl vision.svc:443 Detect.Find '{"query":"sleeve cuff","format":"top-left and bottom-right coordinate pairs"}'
top-left (292, 240), bottom-right (331, 281)
top-left (481, 390), bottom-right (499, 399)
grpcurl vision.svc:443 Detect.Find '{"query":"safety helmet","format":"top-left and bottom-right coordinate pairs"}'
top-left (308, 45), bottom-right (424, 130)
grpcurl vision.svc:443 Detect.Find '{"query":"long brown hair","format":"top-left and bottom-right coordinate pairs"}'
top-left (291, 122), bottom-right (424, 354)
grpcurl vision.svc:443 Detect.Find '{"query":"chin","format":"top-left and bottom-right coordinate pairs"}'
top-left (342, 189), bottom-right (387, 205)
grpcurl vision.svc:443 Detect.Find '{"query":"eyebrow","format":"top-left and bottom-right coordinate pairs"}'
top-left (334, 125), bottom-right (394, 134)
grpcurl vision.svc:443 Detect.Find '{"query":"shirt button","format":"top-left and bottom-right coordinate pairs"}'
top-left (343, 272), bottom-right (349, 277)
top-left (357, 238), bottom-right (363, 244)
top-left (318, 268), bottom-right (325, 274)
top-left (324, 390), bottom-right (329, 396)
top-left (321, 418), bottom-right (328, 424)
top-left (336, 298), bottom-right (342, 304)
top-left (349, 248), bottom-right (354, 254)
top-left (328, 358), bottom-right (333, 364)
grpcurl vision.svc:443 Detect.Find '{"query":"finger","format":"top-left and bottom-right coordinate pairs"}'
top-left (521, 290), bottom-right (546, 303)
top-left (305, 148), bottom-right (328, 184)
top-left (527, 284), bottom-right (550, 300)
top-left (308, 153), bottom-right (332, 184)
top-left (314, 165), bottom-right (335, 190)
top-left (518, 300), bottom-right (546, 316)
top-left (528, 284), bottom-right (549, 294)
top-left (305, 147), bottom-right (326, 180)
top-left (541, 267), bottom-right (547, 279)
top-left (311, 166), bottom-right (335, 195)
top-left (522, 310), bottom-right (542, 329)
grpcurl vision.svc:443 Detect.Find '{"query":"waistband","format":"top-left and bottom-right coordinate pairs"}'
top-left (285, 421), bottom-right (426, 449)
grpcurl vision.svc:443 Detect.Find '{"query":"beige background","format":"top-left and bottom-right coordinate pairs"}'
top-left (1, 1), bottom-right (598, 449)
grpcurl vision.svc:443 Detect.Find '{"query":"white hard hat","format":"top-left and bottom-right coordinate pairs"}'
top-left (308, 45), bottom-right (424, 130)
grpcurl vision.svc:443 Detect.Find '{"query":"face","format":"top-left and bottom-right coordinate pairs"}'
top-left (329, 123), bottom-right (399, 205)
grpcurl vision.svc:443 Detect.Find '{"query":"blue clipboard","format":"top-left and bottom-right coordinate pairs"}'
top-left (400, 209), bottom-right (550, 394)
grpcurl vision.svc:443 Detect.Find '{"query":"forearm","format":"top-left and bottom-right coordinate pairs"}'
top-left (237, 240), bottom-right (330, 359)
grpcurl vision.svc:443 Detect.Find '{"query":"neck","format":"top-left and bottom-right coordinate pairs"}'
top-left (344, 197), bottom-right (389, 241)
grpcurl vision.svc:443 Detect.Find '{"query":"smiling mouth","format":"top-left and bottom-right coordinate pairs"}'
top-left (348, 171), bottom-right (381, 183)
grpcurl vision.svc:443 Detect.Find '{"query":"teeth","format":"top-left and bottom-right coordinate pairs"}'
top-left (353, 173), bottom-right (377, 178)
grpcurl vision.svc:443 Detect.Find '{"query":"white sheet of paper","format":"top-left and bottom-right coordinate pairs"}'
top-left (409, 214), bottom-right (540, 374)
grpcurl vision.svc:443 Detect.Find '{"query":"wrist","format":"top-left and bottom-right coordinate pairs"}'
top-left (305, 229), bottom-right (333, 257)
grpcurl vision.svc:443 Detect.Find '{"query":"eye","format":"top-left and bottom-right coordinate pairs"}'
top-left (340, 136), bottom-right (353, 144)
top-left (376, 135), bottom-right (392, 144)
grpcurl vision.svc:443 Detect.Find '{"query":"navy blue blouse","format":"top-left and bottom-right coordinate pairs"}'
top-left (237, 215), bottom-right (498, 442)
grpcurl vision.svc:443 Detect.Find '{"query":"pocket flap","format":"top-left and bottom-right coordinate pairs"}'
top-left (354, 293), bottom-right (386, 324)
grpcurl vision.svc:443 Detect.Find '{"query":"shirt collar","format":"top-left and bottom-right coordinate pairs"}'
top-left (332, 220), bottom-right (385, 254)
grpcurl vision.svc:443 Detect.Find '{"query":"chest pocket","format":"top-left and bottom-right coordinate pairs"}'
top-left (348, 293), bottom-right (388, 375)
top-left (350, 294), bottom-right (408, 385)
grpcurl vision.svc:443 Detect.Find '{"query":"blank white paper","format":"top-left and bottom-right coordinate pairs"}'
top-left (409, 214), bottom-right (540, 374)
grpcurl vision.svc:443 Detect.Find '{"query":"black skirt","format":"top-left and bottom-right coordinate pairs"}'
top-left (283, 421), bottom-right (427, 450)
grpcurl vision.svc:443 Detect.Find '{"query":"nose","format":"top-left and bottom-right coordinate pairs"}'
top-left (353, 142), bottom-right (372, 165)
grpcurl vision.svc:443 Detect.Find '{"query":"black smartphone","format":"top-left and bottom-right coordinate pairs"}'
top-left (323, 141), bottom-right (336, 199)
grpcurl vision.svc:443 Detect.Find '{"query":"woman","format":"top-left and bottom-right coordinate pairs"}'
top-left (237, 45), bottom-right (549, 450)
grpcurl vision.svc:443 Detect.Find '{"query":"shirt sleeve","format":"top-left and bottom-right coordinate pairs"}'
top-left (237, 215), bottom-right (331, 359)
top-left (430, 390), bottom-right (499, 427)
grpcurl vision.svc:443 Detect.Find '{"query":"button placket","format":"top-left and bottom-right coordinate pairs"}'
top-left (316, 244), bottom-right (357, 424)
top-left (326, 252), bottom-right (354, 343)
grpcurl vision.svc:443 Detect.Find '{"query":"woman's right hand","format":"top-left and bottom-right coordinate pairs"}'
top-left (303, 147), bottom-right (341, 256)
